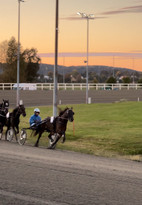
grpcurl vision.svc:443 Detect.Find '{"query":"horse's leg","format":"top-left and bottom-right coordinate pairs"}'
top-left (15, 124), bottom-right (19, 134)
top-left (35, 132), bottom-right (42, 147)
top-left (12, 124), bottom-right (19, 142)
top-left (12, 127), bottom-right (18, 142)
top-left (48, 134), bottom-right (61, 149)
top-left (0, 125), bottom-right (3, 140)
top-left (5, 118), bottom-right (10, 140)
top-left (61, 132), bottom-right (66, 143)
top-left (5, 125), bottom-right (10, 141)
top-left (48, 133), bottom-right (55, 142)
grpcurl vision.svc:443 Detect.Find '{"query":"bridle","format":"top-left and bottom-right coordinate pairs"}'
top-left (58, 116), bottom-right (68, 121)
top-left (13, 105), bottom-right (25, 118)
top-left (58, 108), bottom-right (74, 121)
top-left (0, 107), bottom-right (8, 118)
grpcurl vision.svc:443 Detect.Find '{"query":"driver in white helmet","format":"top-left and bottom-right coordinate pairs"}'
top-left (29, 108), bottom-right (41, 127)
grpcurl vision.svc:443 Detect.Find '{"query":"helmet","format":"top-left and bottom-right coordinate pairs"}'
top-left (34, 108), bottom-right (40, 113)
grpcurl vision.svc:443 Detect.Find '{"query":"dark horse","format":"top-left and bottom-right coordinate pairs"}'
top-left (6, 104), bottom-right (26, 141)
top-left (0, 99), bottom-right (9, 110)
top-left (34, 107), bottom-right (74, 148)
top-left (0, 99), bottom-right (9, 140)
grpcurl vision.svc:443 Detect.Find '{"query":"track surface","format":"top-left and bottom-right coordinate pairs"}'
top-left (0, 141), bottom-right (142, 205)
top-left (0, 90), bottom-right (142, 107)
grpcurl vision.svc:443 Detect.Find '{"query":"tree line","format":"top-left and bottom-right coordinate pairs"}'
top-left (1, 37), bottom-right (142, 84)
top-left (39, 68), bottom-right (142, 84)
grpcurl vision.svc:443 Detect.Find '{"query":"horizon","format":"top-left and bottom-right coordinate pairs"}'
top-left (39, 52), bottom-right (142, 72)
top-left (39, 59), bottom-right (142, 74)
top-left (1, 0), bottom-right (142, 71)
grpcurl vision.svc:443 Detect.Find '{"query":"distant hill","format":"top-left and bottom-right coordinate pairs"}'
top-left (39, 64), bottom-right (141, 76)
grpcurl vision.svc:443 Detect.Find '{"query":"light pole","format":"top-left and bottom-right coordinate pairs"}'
top-left (77, 12), bottom-right (94, 104)
top-left (53, 0), bottom-right (59, 117)
top-left (17, 0), bottom-right (24, 106)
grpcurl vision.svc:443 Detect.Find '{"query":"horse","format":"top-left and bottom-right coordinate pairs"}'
top-left (34, 107), bottom-right (74, 148)
top-left (0, 99), bottom-right (9, 140)
top-left (0, 99), bottom-right (9, 110)
top-left (6, 104), bottom-right (26, 141)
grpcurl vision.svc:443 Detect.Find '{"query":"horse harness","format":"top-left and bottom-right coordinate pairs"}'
top-left (0, 108), bottom-right (8, 118)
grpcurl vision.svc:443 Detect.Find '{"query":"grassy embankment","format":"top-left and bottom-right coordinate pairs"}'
top-left (17, 102), bottom-right (142, 161)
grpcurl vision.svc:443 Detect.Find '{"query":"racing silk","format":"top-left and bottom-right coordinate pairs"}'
top-left (29, 114), bottom-right (41, 126)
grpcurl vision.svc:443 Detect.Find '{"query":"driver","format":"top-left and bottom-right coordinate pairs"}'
top-left (29, 108), bottom-right (41, 128)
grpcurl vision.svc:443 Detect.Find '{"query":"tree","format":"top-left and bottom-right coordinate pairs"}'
top-left (138, 78), bottom-right (142, 83)
top-left (106, 76), bottom-right (116, 83)
top-left (58, 73), bottom-right (63, 83)
top-left (65, 73), bottom-right (71, 83)
top-left (1, 37), bottom-right (41, 83)
top-left (23, 48), bottom-right (41, 82)
top-left (122, 77), bottom-right (131, 83)
top-left (71, 70), bottom-right (80, 78)
top-left (2, 37), bottom-right (20, 82)
top-left (93, 77), bottom-right (98, 83)
top-left (89, 71), bottom-right (99, 82)
top-left (100, 70), bottom-right (109, 83)
top-left (0, 40), bottom-right (8, 81)
top-left (0, 40), bottom-right (8, 63)
top-left (48, 71), bottom-right (53, 80)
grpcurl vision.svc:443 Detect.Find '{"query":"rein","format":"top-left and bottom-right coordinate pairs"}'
top-left (0, 113), bottom-right (6, 118)
top-left (58, 116), bottom-right (68, 121)
top-left (12, 110), bottom-right (20, 119)
top-left (0, 108), bottom-right (8, 118)
top-left (11, 107), bottom-right (24, 120)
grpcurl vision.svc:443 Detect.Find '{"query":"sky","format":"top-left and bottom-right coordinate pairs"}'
top-left (1, 0), bottom-right (142, 71)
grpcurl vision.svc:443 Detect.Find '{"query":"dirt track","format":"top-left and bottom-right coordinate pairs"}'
top-left (0, 141), bottom-right (142, 205)
top-left (0, 90), bottom-right (142, 107)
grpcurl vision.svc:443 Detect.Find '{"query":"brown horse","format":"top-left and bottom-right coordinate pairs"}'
top-left (34, 107), bottom-right (74, 149)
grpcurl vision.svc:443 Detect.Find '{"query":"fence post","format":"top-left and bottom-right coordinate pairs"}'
top-left (136, 84), bottom-right (137, 90)
top-left (128, 84), bottom-right (129, 90)
top-left (49, 84), bottom-right (51, 90)
top-left (41, 84), bottom-right (43, 90)
top-left (72, 84), bottom-right (74, 90)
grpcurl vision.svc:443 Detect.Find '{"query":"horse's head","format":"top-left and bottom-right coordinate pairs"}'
top-left (18, 104), bottom-right (26, 117)
top-left (60, 107), bottom-right (74, 122)
top-left (3, 99), bottom-right (9, 109)
top-left (67, 108), bottom-right (74, 122)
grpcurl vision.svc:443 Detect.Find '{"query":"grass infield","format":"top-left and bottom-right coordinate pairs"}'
top-left (15, 102), bottom-right (142, 161)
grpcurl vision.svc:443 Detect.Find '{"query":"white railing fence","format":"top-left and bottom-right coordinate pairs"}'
top-left (0, 83), bottom-right (142, 91)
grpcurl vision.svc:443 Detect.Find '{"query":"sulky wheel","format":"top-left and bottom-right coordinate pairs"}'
top-left (6, 128), bottom-right (14, 142)
top-left (18, 129), bottom-right (27, 145)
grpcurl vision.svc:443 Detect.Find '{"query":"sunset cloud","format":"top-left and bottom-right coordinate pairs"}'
top-left (60, 16), bottom-right (106, 21)
top-left (100, 5), bottom-right (142, 15)
top-left (39, 52), bottom-right (142, 58)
